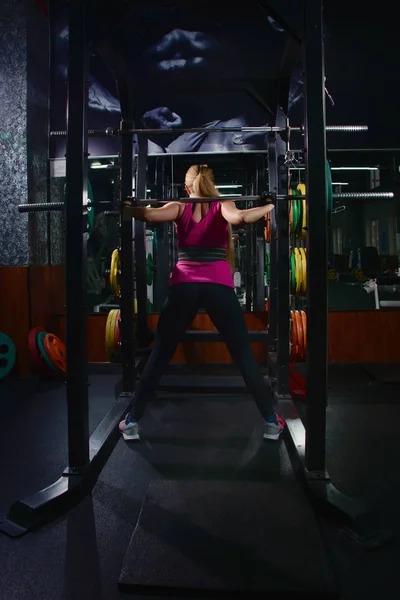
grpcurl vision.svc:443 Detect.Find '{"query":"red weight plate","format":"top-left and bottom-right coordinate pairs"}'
top-left (290, 311), bottom-right (298, 362)
top-left (43, 334), bottom-right (66, 374)
top-left (294, 311), bottom-right (304, 362)
top-left (28, 327), bottom-right (53, 376)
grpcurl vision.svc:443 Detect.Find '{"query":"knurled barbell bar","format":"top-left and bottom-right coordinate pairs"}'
top-left (49, 124), bottom-right (368, 138)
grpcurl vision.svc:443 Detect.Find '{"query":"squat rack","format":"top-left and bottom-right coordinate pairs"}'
top-left (0, 0), bottom-right (393, 547)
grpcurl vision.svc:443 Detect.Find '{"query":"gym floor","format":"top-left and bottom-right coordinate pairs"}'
top-left (0, 363), bottom-right (399, 599)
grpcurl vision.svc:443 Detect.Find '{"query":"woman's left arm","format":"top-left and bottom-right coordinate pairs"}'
top-left (123, 201), bottom-right (183, 223)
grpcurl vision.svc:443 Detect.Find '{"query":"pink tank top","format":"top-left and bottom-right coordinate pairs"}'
top-left (170, 201), bottom-right (234, 288)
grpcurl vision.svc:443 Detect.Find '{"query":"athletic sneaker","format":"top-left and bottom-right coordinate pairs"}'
top-left (264, 413), bottom-right (286, 441)
top-left (119, 414), bottom-right (140, 441)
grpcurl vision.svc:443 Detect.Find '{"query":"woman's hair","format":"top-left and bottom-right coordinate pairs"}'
top-left (185, 164), bottom-right (235, 273)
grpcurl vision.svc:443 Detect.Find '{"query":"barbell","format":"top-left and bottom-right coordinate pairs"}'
top-left (49, 124), bottom-right (369, 138)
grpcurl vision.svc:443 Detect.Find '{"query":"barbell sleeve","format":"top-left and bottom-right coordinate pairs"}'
top-left (18, 202), bottom-right (65, 213)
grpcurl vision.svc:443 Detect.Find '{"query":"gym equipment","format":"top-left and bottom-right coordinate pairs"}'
top-left (326, 159), bottom-right (333, 226)
top-left (63, 179), bottom-right (94, 237)
top-left (0, 332), bottom-right (16, 379)
top-left (110, 248), bottom-right (121, 296)
top-left (87, 179), bottom-right (94, 238)
top-left (28, 327), bottom-right (53, 376)
top-left (296, 183), bottom-right (307, 240)
top-left (353, 268), bottom-right (367, 282)
top-left (105, 309), bottom-right (120, 361)
top-left (146, 253), bottom-right (154, 285)
top-left (114, 310), bottom-right (121, 350)
top-left (264, 211), bottom-right (271, 243)
top-left (51, 124), bottom-right (369, 138)
top-left (265, 251), bottom-right (270, 284)
top-left (299, 248), bottom-right (307, 294)
top-left (291, 248), bottom-right (307, 296)
top-left (290, 311), bottom-right (307, 362)
top-left (36, 331), bottom-right (58, 374)
top-left (43, 334), bottom-right (66, 375)
top-left (328, 269), bottom-right (337, 280)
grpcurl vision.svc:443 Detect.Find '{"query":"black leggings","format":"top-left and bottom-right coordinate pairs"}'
top-left (132, 283), bottom-right (275, 421)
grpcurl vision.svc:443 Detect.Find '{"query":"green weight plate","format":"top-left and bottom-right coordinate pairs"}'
top-left (152, 230), bottom-right (157, 250)
top-left (296, 197), bottom-right (302, 236)
top-left (326, 160), bottom-right (333, 227)
top-left (293, 194), bottom-right (300, 233)
top-left (265, 251), bottom-right (271, 283)
top-left (0, 332), bottom-right (16, 379)
top-left (146, 253), bottom-right (154, 285)
top-left (290, 251), bottom-right (296, 293)
top-left (37, 331), bottom-right (58, 373)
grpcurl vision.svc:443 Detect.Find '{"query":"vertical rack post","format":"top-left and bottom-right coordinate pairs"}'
top-left (118, 82), bottom-right (135, 394)
top-left (65, 0), bottom-right (89, 468)
top-left (275, 113), bottom-right (290, 396)
top-left (304, 0), bottom-right (328, 473)
top-left (267, 134), bottom-right (278, 351)
top-left (135, 135), bottom-right (151, 347)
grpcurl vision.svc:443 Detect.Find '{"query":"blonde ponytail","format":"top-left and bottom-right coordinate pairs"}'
top-left (185, 164), bottom-right (235, 273)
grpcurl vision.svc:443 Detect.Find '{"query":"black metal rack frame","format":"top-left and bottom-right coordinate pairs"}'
top-left (0, 0), bottom-right (393, 547)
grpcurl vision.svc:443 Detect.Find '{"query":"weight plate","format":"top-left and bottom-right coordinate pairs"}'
top-left (43, 334), bottom-right (66, 375)
top-left (290, 251), bottom-right (296, 294)
top-left (289, 189), bottom-right (293, 231)
top-left (0, 332), bottom-right (16, 380)
top-left (110, 248), bottom-right (121, 297)
top-left (37, 331), bottom-right (58, 373)
top-left (265, 212), bottom-right (271, 243)
top-left (105, 309), bottom-right (119, 361)
top-left (114, 310), bottom-right (120, 349)
top-left (265, 251), bottom-right (271, 283)
top-left (326, 160), bottom-right (333, 227)
top-left (290, 311), bottom-right (298, 362)
top-left (295, 311), bottom-right (304, 361)
top-left (295, 188), bottom-right (304, 237)
top-left (298, 197), bottom-right (303, 237)
top-left (297, 248), bottom-right (304, 295)
top-left (293, 189), bottom-right (302, 235)
top-left (300, 311), bottom-right (307, 360)
top-left (28, 327), bottom-right (53, 375)
top-left (294, 248), bottom-right (301, 295)
top-left (299, 247), bottom-right (307, 295)
top-left (297, 183), bottom-right (306, 196)
top-left (295, 248), bottom-right (303, 295)
top-left (296, 183), bottom-right (307, 240)
top-left (146, 253), bottom-right (154, 285)
top-left (291, 189), bottom-right (299, 232)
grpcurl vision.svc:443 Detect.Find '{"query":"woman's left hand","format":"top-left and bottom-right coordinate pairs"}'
top-left (122, 202), bottom-right (146, 221)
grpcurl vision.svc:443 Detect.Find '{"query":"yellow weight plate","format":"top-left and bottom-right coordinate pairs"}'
top-left (105, 309), bottom-right (119, 361)
top-left (299, 247), bottom-right (307, 295)
top-left (296, 184), bottom-right (307, 240)
top-left (110, 249), bottom-right (121, 297)
top-left (297, 183), bottom-right (306, 196)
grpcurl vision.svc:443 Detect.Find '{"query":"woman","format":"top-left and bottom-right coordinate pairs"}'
top-left (120, 164), bottom-right (285, 441)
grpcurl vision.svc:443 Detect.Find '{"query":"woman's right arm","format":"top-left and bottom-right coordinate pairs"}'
top-left (221, 200), bottom-right (275, 225)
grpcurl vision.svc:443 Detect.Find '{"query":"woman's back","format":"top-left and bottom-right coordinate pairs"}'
top-left (170, 201), bottom-right (234, 288)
